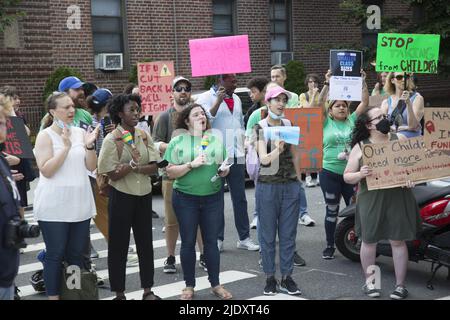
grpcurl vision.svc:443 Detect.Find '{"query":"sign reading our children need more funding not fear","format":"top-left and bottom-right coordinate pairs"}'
top-left (362, 136), bottom-right (450, 190)
top-left (375, 33), bottom-right (440, 74)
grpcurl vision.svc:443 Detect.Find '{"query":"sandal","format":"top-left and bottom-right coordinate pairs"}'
top-left (211, 285), bottom-right (233, 300)
top-left (180, 287), bottom-right (194, 300)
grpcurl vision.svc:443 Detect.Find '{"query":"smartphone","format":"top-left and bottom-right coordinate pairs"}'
top-left (156, 159), bottom-right (169, 168)
top-left (102, 116), bottom-right (112, 136)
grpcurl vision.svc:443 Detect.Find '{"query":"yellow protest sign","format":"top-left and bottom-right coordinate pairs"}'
top-left (362, 136), bottom-right (450, 190)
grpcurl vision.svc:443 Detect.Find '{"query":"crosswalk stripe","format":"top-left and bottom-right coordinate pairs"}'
top-left (17, 251), bottom-right (190, 298)
top-left (22, 230), bottom-right (140, 253)
top-left (103, 270), bottom-right (257, 300)
top-left (248, 294), bottom-right (306, 300)
top-left (18, 239), bottom-right (179, 274)
top-left (24, 215), bottom-right (155, 231)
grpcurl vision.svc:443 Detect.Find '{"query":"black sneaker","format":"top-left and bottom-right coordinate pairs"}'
top-left (293, 252), bottom-right (306, 266)
top-left (163, 256), bottom-right (177, 273)
top-left (263, 276), bottom-right (278, 295)
top-left (199, 254), bottom-right (207, 271)
top-left (390, 285), bottom-right (408, 300)
top-left (152, 210), bottom-right (159, 219)
top-left (280, 276), bottom-right (301, 295)
top-left (322, 246), bottom-right (335, 260)
top-left (14, 286), bottom-right (21, 300)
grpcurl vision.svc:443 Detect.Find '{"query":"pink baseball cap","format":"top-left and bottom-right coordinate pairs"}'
top-left (265, 85), bottom-right (292, 102)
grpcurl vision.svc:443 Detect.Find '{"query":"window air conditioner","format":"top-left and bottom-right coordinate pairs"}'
top-left (95, 53), bottom-right (123, 70)
top-left (271, 51), bottom-right (294, 65)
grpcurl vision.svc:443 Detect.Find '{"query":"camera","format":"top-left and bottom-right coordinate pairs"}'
top-left (4, 217), bottom-right (40, 249)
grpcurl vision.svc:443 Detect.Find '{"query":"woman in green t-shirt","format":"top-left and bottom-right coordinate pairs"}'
top-left (164, 104), bottom-right (232, 300)
top-left (317, 69), bottom-right (369, 260)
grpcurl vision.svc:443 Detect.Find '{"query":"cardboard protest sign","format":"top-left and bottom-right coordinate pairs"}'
top-left (376, 33), bottom-right (440, 74)
top-left (284, 108), bottom-right (323, 171)
top-left (263, 126), bottom-right (300, 145)
top-left (362, 136), bottom-right (450, 190)
top-left (330, 50), bottom-right (362, 77)
top-left (189, 35), bottom-right (251, 77)
top-left (138, 61), bottom-right (174, 116)
top-left (329, 50), bottom-right (363, 101)
top-left (424, 108), bottom-right (450, 150)
top-left (4, 116), bottom-right (34, 159)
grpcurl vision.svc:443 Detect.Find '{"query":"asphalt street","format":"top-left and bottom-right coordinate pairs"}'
top-left (14, 179), bottom-right (450, 300)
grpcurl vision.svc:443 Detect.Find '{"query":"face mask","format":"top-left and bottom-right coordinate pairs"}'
top-left (268, 109), bottom-right (284, 120)
top-left (54, 117), bottom-right (72, 129)
top-left (375, 118), bottom-right (391, 134)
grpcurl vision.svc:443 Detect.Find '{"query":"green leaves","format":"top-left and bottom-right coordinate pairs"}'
top-left (0, 0), bottom-right (25, 33)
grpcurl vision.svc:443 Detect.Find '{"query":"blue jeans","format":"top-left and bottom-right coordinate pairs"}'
top-left (38, 219), bottom-right (90, 296)
top-left (172, 189), bottom-right (222, 288)
top-left (319, 169), bottom-right (355, 247)
top-left (299, 182), bottom-right (308, 218)
top-left (256, 181), bottom-right (301, 276)
top-left (218, 160), bottom-right (249, 241)
top-left (0, 285), bottom-right (13, 300)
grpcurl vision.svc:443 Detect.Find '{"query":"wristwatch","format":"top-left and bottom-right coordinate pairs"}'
top-left (129, 160), bottom-right (138, 169)
top-left (186, 162), bottom-right (193, 169)
top-left (86, 144), bottom-right (95, 150)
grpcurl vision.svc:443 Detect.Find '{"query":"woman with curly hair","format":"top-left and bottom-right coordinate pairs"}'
top-left (97, 94), bottom-right (161, 300)
top-left (343, 106), bottom-right (421, 299)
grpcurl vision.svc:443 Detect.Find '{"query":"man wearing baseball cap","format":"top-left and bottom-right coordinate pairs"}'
top-left (58, 76), bottom-right (93, 128)
top-left (152, 76), bottom-right (207, 274)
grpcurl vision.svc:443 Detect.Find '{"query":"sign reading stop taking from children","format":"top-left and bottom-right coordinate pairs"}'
top-left (375, 33), bottom-right (440, 74)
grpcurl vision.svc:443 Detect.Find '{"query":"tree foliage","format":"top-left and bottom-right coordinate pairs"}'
top-left (340, 0), bottom-right (450, 76)
top-left (284, 60), bottom-right (307, 95)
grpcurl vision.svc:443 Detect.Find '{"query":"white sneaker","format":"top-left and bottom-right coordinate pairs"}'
top-left (237, 237), bottom-right (260, 251)
top-left (316, 175), bottom-right (320, 186)
top-left (305, 176), bottom-right (316, 188)
top-left (126, 253), bottom-right (139, 267)
top-left (299, 214), bottom-right (315, 226)
top-left (162, 226), bottom-right (166, 233)
top-left (250, 217), bottom-right (258, 229)
top-left (217, 239), bottom-right (224, 252)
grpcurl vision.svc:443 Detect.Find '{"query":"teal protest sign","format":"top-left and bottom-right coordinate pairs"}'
top-left (376, 33), bottom-right (440, 74)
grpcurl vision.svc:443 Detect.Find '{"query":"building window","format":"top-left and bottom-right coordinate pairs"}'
top-left (213, 0), bottom-right (236, 36)
top-left (270, 0), bottom-right (291, 52)
top-left (91, 0), bottom-right (124, 53)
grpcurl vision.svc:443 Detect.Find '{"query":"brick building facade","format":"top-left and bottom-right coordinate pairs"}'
top-left (1, 0), bottom-right (449, 132)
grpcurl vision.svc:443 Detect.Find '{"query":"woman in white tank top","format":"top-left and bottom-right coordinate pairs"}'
top-left (33, 92), bottom-right (99, 300)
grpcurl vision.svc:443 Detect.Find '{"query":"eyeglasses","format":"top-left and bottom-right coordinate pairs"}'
top-left (369, 114), bottom-right (387, 122)
top-left (174, 86), bottom-right (192, 93)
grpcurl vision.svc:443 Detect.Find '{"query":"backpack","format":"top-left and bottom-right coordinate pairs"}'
top-left (245, 118), bottom-right (291, 181)
top-left (96, 128), bottom-right (149, 196)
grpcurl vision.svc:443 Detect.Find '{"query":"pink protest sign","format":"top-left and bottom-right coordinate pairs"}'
top-left (189, 35), bottom-right (251, 77)
top-left (137, 61), bottom-right (174, 116)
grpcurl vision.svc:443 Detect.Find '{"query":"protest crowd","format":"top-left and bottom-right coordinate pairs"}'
top-left (1, 33), bottom-right (448, 302)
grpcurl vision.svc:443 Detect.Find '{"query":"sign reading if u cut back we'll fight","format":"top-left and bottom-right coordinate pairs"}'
top-left (189, 35), bottom-right (251, 77)
top-left (375, 33), bottom-right (440, 74)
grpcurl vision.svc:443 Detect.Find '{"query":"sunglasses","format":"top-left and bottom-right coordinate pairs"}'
top-left (368, 114), bottom-right (387, 122)
top-left (174, 86), bottom-right (192, 93)
top-left (394, 74), bottom-right (408, 81)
